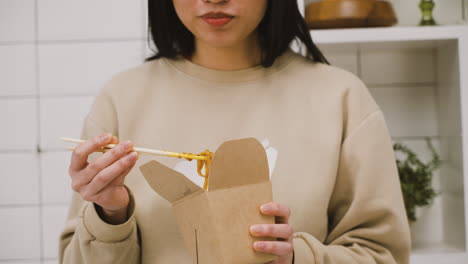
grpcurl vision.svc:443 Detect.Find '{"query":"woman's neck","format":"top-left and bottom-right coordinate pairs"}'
top-left (190, 35), bottom-right (262, 71)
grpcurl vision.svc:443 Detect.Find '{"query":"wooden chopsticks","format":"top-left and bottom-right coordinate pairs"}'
top-left (60, 137), bottom-right (209, 161)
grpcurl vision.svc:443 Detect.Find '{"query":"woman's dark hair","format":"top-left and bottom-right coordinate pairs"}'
top-left (145, 0), bottom-right (328, 67)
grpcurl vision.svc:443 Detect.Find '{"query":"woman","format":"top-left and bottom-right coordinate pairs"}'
top-left (59, 0), bottom-right (411, 263)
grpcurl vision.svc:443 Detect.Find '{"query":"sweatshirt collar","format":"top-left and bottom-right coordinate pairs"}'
top-left (163, 49), bottom-right (297, 84)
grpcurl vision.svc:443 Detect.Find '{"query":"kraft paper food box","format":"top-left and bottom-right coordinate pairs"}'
top-left (139, 138), bottom-right (276, 264)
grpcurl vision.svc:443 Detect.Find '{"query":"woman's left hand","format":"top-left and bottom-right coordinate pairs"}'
top-left (250, 202), bottom-right (294, 264)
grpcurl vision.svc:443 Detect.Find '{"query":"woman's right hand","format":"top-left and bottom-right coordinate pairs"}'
top-left (68, 133), bottom-right (139, 224)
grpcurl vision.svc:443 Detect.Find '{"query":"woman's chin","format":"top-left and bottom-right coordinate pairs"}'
top-left (198, 35), bottom-right (244, 49)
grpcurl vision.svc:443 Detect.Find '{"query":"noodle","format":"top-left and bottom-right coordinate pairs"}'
top-left (181, 150), bottom-right (214, 191)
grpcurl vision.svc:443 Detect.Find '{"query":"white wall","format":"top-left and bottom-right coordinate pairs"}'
top-left (0, 0), bottom-right (146, 263)
top-left (0, 0), bottom-right (463, 263)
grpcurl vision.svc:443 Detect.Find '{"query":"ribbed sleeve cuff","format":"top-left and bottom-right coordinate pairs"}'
top-left (293, 232), bottom-right (318, 264)
top-left (82, 186), bottom-right (136, 243)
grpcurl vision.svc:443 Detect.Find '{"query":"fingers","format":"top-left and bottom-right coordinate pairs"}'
top-left (253, 241), bottom-right (293, 256)
top-left (109, 135), bottom-right (119, 144)
top-left (250, 224), bottom-right (293, 240)
top-left (71, 136), bottom-right (130, 190)
top-left (260, 202), bottom-right (291, 224)
top-left (83, 140), bottom-right (134, 177)
top-left (69, 133), bottom-right (113, 173)
top-left (115, 162), bottom-right (134, 184)
top-left (253, 203), bottom-right (294, 260)
top-left (81, 151), bottom-right (139, 200)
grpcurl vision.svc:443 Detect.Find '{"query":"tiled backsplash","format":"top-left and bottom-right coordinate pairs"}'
top-left (0, 0), bottom-right (456, 263)
top-left (37, 0), bottom-right (144, 41)
top-left (38, 42), bottom-right (142, 96)
top-left (1, 1), bottom-right (146, 263)
top-left (0, 0), bottom-right (35, 42)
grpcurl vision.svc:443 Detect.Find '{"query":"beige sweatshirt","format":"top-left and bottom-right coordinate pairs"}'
top-left (59, 50), bottom-right (411, 263)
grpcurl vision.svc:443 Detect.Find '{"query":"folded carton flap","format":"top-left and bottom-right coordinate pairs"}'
top-left (139, 160), bottom-right (202, 203)
top-left (209, 138), bottom-right (269, 191)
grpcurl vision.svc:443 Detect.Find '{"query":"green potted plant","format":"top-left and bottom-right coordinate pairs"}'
top-left (393, 138), bottom-right (442, 222)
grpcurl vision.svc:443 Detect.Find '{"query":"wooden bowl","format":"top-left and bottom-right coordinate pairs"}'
top-left (305, 0), bottom-right (397, 29)
top-left (367, 1), bottom-right (398, 27)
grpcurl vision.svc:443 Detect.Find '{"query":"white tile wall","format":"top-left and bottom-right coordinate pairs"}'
top-left (446, 136), bottom-right (464, 173)
top-left (38, 0), bottom-right (144, 41)
top-left (317, 44), bottom-right (359, 75)
top-left (0, 0), bottom-right (35, 42)
top-left (142, 0), bottom-right (149, 41)
top-left (1, 0), bottom-right (147, 262)
top-left (0, 153), bottom-right (40, 205)
top-left (370, 86), bottom-right (439, 137)
top-left (436, 41), bottom-right (464, 178)
top-left (0, 44), bottom-right (37, 96)
top-left (442, 192), bottom-right (466, 249)
top-left (40, 152), bottom-right (72, 204)
top-left (325, 52), bottom-right (359, 76)
top-left (0, 261), bottom-right (41, 264)
top-left (361, 49), bottom-right (435, 85)
top-left (0, 207), bottom-right (41, 260)
top-left (0, 99), bottom-right (38, 150)
top-left (411, 195), bottom-right (445, 248)
top-left (439, 164), bottom-right (465, 203)
top-left (42, 206), bottom-right (68, 259)
top-left (40, 97), bottom-right (94, 150)
top-left (465, 0), bottom-right (468, 21)
top-left (437, 42), bottom-right (461, 129)
top-left (39, 41), bottom-right (143, 96)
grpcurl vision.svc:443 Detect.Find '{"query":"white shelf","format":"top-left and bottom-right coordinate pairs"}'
top-left (411, 238), bottom-right (467, 263)
top-left (411, 252), bottom-right (468, 264)
top-left (307, 23), bottom-right (468, 264)
top-left (310, 25), bottom-right (468, 44)
top-left (298, 0), bottom-right (468, 261)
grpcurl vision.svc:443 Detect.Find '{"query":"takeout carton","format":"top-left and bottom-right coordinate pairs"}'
top-left (139, 138), bottom-right (276, 264)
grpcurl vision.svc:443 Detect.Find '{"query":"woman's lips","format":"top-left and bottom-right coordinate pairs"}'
top-left (202, 13), bottom-right (234, 27)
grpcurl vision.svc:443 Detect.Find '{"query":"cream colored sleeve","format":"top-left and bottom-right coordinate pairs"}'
top-left (58, 91), bottom-right (141, 263)
top-left (293, 111), bottom-right (411, 264)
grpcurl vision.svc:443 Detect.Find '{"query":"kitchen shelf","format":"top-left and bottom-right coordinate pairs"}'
top-left (308, 21), bottom-right (468, 264)
top-left (299, 1), bottom-right (468, 263)
top-left (310, 25), bottom-right (468, 44)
